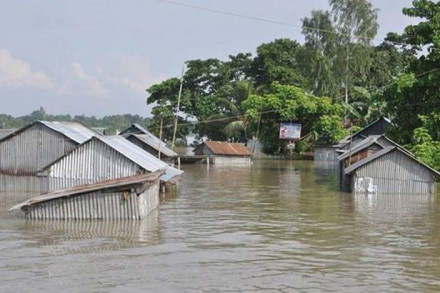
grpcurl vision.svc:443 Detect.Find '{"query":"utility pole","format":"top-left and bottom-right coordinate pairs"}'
top-left (172, 64), bottom-right (185, 149)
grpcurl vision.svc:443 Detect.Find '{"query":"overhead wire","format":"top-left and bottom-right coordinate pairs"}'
top-left (150, 0), bottom-right (440, 138)
top-left (157, 0), bottom-right (440, 54)
top-left (158, 0), bottom-right (401, 46)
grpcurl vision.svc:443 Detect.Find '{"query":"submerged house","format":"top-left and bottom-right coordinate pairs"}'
top-left (193, 141), bottom-right (252, 165)
top-left (121, 123), bottom-right (178, 162)
top-left (10, 172), bottom-right (162, 220)
top-left (119, 123), bottom-right (151, 137)
top-left (314, 117), bottom-right (392, 161)
top-left (340, 143), bottom-right (440, 195)
top-left (38, 135), bottom-right (183, 193)
top-left (0, 121), bottom-right (98, 193)
top-left (125, 134), bottom-right (178, 161)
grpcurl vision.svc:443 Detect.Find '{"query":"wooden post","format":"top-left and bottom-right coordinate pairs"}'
top-left (177, 157), bottom-right (181, 170)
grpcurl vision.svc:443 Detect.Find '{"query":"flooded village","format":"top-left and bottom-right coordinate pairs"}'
top-left (2, 0), bottom-right (440, 292)
top-left (1, 116), bottom-right (440, 292)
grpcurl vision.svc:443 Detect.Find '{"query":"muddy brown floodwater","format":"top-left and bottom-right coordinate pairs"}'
top-left (1, 160), bottom-right (440, 292)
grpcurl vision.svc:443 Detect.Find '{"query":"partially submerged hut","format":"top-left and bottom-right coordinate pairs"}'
top-left (125, 134), bottom-right (178, 161)
top-left (10, 172), bottom-right (162, 220)
top-left (193, 141), bottom-right (252, 165)
top-left (0, 121), bottom-right (98, 193)
top-left (119, 123), bottom-right (150, 137)
top-left (314, 117), bottom-right (392, 161)
top-left (38, 135), bottom-right (183, 193)
top-left (341, 146), bottom-right (440, 195)
top-left (121, 123), bottom-right (178, 162)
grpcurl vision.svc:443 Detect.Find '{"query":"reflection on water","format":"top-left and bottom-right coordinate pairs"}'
top-left (1, 160), bottom-right (440, 292)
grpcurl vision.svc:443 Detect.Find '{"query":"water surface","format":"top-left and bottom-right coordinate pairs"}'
top-left (1, 160), bottom-right (439, 292)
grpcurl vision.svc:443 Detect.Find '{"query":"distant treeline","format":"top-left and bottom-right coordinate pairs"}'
top-left (0, 107), bottom-right (151, 135)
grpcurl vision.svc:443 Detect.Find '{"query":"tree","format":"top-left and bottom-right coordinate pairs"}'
top-left (385, 0), bottom-right (440, 144)
top-left (301, 10), bottom-right (339, 98)
top-left (330, 0), bottom-right (379, 103)
top-left (243, 83), bottom-right (347, 154)
top-left (251, 39), bottom-right (306, 90)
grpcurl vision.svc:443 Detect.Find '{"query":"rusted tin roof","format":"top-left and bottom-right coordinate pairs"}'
top-left (195, 141), bottom-right (252, 156)
top-left (9, 171), bottom-right (162, 211)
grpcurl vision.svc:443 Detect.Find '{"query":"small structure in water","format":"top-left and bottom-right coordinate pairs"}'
top-left (120, 123), bottom-right (179, 163)
top-left (38, 135), bottom-right (183, 193)
top-left (9, 172), bottom-right (162, 220)
top-left (340, 141), bottom-right (440, 194)
top-left (0, 121), bottom-right (98, 193)
top-left (314, 117), bottom-right (392, 162)
top-left (193, 141), bottom-right (252, 165)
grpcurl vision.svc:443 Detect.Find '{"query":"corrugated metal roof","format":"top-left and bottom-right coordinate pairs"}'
top-left (0, 129), bottom-right (16, 140)
top-left (132, 123), bottom-right (150, 134)
top-left (120, 123), bottom-right (150, 136)
top-left (337, 135), bottom-right (384, 161)
top-left (127, 133), bottom-right (178, 158)
top-left (41, 121), bottom-right (98, 143)
top-left (9, 172), bottom-right (162, 212)
top-left (195, 141), bottom-right (252, 156)
top-left (95, 136), bottom-right (183, 182)
top-left (344, 146), bottom-right (440, 177)
top-left (338, 117), bottom-right (392, 145)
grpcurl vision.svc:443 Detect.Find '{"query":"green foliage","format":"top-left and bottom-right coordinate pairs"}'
top-left (410, 126), bottom-right (440, 171)
top-left (385, 0), bottom-right (440, 144)
top-left (243, 83), bottom-right (346, 154)
top-left (314, 115), bottom-right (349, 143)
top-left (295, 140), bottom-right (308, 154)
top-left (251, 39), bottom-right (306, 89)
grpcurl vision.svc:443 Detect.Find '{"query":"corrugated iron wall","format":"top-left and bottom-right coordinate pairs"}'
top-left (0, 175), bottom-right (41, 195)
top-left (213, 156), bottom-right (251, 166)
top-left (314, 147), bottom-right (338, 161)
top-left (45, 139), bottom-right (142, 192)
top-left (26, 180), bottom-right (160, 220)
top-left (0, 124), bottom-right (77, 193)
top-left (0, 124), bottom-right (77, 175)
top-left (351, 151), bottom-right (437, 194)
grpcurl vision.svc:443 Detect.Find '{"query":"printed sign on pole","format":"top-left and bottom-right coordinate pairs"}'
top-left (279, 123), bottom-right (301, 140)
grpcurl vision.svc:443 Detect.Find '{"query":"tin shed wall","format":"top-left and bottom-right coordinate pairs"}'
top-left (0, 124), bottom-right (77, 175)
top-left (213, 156), bottom-right (251, 165)
top-left (26, 180), bottom-right (160, 220)
top-left (351, 151), bottom-right (437, 194)
top-left (44, 139), bottom-right (142, 192)
top-left (0, 174), bottom-right (41, 195)
top-left (314, 147), bottom-right (338, 161)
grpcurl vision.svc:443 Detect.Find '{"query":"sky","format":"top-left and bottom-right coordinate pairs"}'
top-left (0, 0), bottom-right (418, 118)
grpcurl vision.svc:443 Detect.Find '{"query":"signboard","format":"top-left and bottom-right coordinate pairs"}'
top-left (279, 123), bottom-right (301, 140)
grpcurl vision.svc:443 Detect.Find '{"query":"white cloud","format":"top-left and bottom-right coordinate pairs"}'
top-left (0, 49), bottom-right (165, 116)
top-left (0, 48), bottom-right (54, 89)
top-left (58, 62), bottom-right (108, 97)
top-left (95, 54), bottom-right (166, 95)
